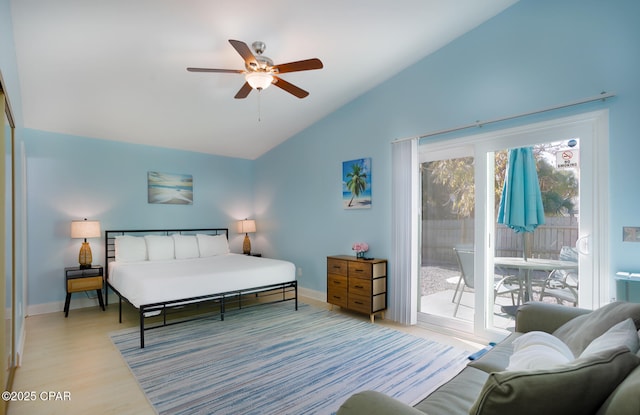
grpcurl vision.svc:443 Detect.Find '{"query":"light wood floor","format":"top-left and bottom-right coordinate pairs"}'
top-left (8, 298), bottom-right (481, 415)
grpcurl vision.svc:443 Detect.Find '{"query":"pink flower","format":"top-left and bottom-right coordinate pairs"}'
top-left (352, 242), bottom-right (369, 253)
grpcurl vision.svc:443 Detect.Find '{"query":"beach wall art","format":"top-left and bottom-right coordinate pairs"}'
top-left (342, 158), bottom-right (371, 209)
top-left (147, 171), bottom-right (193, 205)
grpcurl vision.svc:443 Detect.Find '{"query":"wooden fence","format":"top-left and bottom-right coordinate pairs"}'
top-left (422, 216), bottom-right (579, 266)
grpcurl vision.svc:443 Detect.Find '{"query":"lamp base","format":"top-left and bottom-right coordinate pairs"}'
top-left (243, 234), bottom-right (252, 255)
top-left (79, 241), bottom-right (93, 269)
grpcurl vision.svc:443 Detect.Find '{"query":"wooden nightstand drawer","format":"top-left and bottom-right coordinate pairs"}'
top-left (67, 276), bottom-right (103, 293)
top-left (327, 258), bottom-right (348, 276)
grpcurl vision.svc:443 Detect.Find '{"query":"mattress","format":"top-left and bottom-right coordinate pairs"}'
top-left (108, 253), bottom-right (296, 308)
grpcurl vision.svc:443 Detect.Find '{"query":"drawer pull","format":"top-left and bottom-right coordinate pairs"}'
top-left (354, 269), bottom-right (364, 273)
top-left (333, 265), bottom-right (341, 269)
top-left (333, 281), bottom-right (342, 285)
top-left (333, 295), bottom-right (341, 300)
top-left (355, 301), bottom-right (364, 305)
top-left (354, 285), bottom-right (364, 289)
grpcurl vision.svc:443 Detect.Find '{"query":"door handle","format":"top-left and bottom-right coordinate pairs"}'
top-left (576, 236), bottom-right (590, 255)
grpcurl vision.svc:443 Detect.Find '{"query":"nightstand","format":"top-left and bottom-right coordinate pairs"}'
top-left (64, 265), bottom-right (105, 317)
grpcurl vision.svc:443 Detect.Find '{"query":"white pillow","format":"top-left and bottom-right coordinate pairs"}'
top-left (144, 235), bottom-right (175, 261)
top-left (172, 234), bottom-right (200, 260)
top-left (114, 236), bottom-right (147, 262)
top-left (579, 318), bottom-right (640, 358)
top-left (506, 331), bottom-right (575, 371)
top-left (196, 234), bottom-right (229, 257)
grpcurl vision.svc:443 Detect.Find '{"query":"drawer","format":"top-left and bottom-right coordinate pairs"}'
top-left (348, 262), bottom-right (372, 278)
top-left (372, 293), bottom-right (387, 312)
top-left (67, 276), bottom-right (103, 293)
top-left (66, 268), bottom-right (102, 278)
top-left (349, 278), bottom-right (371, 296)
top-left (328, 274), bottom-right (348, 290)
top-left (327, 258), bottom-right (348, 276)
top-left (348, 293), bottom-right (371, 314)
top-left (372, 277), bottom-right (387, 296)
top-left (328, 286), bottom-right (348, 308)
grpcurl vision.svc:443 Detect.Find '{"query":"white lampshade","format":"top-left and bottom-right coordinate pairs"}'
top-left (71, 219), bottom-right (101, 239)
top-left (237, 219), bottom-right (256, 234)
top-left (245, 72), bottom-right (273, 90)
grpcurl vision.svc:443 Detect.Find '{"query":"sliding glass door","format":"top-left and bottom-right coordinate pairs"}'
top-left (417, 111), bottom-right (609, 339)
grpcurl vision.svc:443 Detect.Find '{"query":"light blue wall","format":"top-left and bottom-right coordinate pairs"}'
top-left (255, 0), bottom-right (640, 304)
top-left (24, 129), bottom-right (254, 306)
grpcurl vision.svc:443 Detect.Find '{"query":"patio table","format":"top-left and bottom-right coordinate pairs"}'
top-left (494, 257), bottom-right (578, 302)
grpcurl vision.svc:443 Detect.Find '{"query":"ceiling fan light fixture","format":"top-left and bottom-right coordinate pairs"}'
top-left (245, 72), bottom-right (273, 90)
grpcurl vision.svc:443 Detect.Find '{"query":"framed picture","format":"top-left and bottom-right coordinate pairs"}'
top-left (147, 171), bottom-right (193, 205)
top-left (342, 158), bottom-right (371, 209)
top-left (623, 227), bottom-right (640, 242)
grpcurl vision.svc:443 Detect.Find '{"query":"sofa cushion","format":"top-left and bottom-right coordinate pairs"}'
top-left (467, 332), bottom-right (521, 373)
top-left (336, 390), bottom-right (426, 415)
top-left (413, 367), bottom-right (489, 415)
top-left (580, 318), bottom-right (640, 358)
top-left (506, 331), bottom-right (574, 370)
top-left (596, 363), bottom-right (640, 415)
top-left (469, 346), bottom-right (640, 415)
top-left (553, 301), bottom-right (640, 356)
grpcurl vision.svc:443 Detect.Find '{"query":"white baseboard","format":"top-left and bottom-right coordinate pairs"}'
top-left (15, 324), bottom-right (26, 367)
top-left (298, 286), bottom-right (326, 303)
top-left (27, 295), bottom-right (103, 316)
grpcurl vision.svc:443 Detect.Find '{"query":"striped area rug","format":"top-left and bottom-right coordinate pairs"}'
top-left (111, 303), bottom-right (469, 415)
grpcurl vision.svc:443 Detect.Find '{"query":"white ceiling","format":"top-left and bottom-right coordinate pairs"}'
top-left (10, 0), bottom-right (517, 160)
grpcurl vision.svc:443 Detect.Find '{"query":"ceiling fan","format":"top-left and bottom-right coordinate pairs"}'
top-left (187, 40), bottom-right (323, 99)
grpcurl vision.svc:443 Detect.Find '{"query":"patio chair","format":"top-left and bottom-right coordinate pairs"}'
top-left (453, 248), bottom-right (522, 317)
top-left (539, 246), bottom-right (579, 306)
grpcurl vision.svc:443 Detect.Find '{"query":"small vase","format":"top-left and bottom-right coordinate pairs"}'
top-left (356, 252), bottom-right (364, 259)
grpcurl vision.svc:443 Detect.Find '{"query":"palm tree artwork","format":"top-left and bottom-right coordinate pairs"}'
top-left (343, 158), bottom-right (372, 209)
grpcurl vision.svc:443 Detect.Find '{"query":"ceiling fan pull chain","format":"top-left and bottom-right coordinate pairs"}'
top-left (257, 89), bottom-right (262, 122)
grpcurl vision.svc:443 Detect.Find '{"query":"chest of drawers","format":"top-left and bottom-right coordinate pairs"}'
top-left (326, 255), bottom-right (387, 322)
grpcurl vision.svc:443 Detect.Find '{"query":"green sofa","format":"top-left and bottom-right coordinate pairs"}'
top-left (337, 301), bottom-right (640, 415)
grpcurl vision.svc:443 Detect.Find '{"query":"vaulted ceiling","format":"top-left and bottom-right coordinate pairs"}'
top-left (10, 0), bottom-right (517, 159)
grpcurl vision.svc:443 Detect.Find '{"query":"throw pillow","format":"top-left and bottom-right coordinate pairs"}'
top-left (580, 318), bottom-right (640, 358)
top-left (553, 301), bottom-right (640, 356)
top-left (469, 346), bottom-right (640, 415)
top-left (506, 331), bottom-right (574, 370)
top-left (114, 235), bottom-right (147, 262)
top-left (196, 234), bottom-right (230, 257)
top-left (144, 235), bottom-right (175, 261)
top-left (172, 234), bottom-right (200, 260)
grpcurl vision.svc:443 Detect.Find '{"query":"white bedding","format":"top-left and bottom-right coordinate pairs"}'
top-left (108, 253), bottom-right (296, 308)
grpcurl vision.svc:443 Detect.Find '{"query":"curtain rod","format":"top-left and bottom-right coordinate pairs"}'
top-left (393, 91), bottom-right (616, 144)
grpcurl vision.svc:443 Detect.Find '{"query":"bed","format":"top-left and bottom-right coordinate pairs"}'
top-left (105, 228), bottom-right (297, 348)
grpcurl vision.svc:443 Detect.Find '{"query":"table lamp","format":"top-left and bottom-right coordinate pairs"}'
top-left (71, 218), bottom-right (101, 268)
top-left (237, 219), bottom-right (256, 255)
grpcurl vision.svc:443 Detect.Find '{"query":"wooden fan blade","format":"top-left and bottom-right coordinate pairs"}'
top-left (187, 67), bottom-right (244, 73)
top-left (273, 76), bottom-right (309, 99)
top-left (273, 58), bottom-right (323, 74)
top-left (228, 39), bottom-right (258, 69)
top-left (234, 82), bottom-right (253, 99)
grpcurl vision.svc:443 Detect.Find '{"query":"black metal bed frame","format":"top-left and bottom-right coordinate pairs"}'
top-left (105, 228), bottom-right (298, 348)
